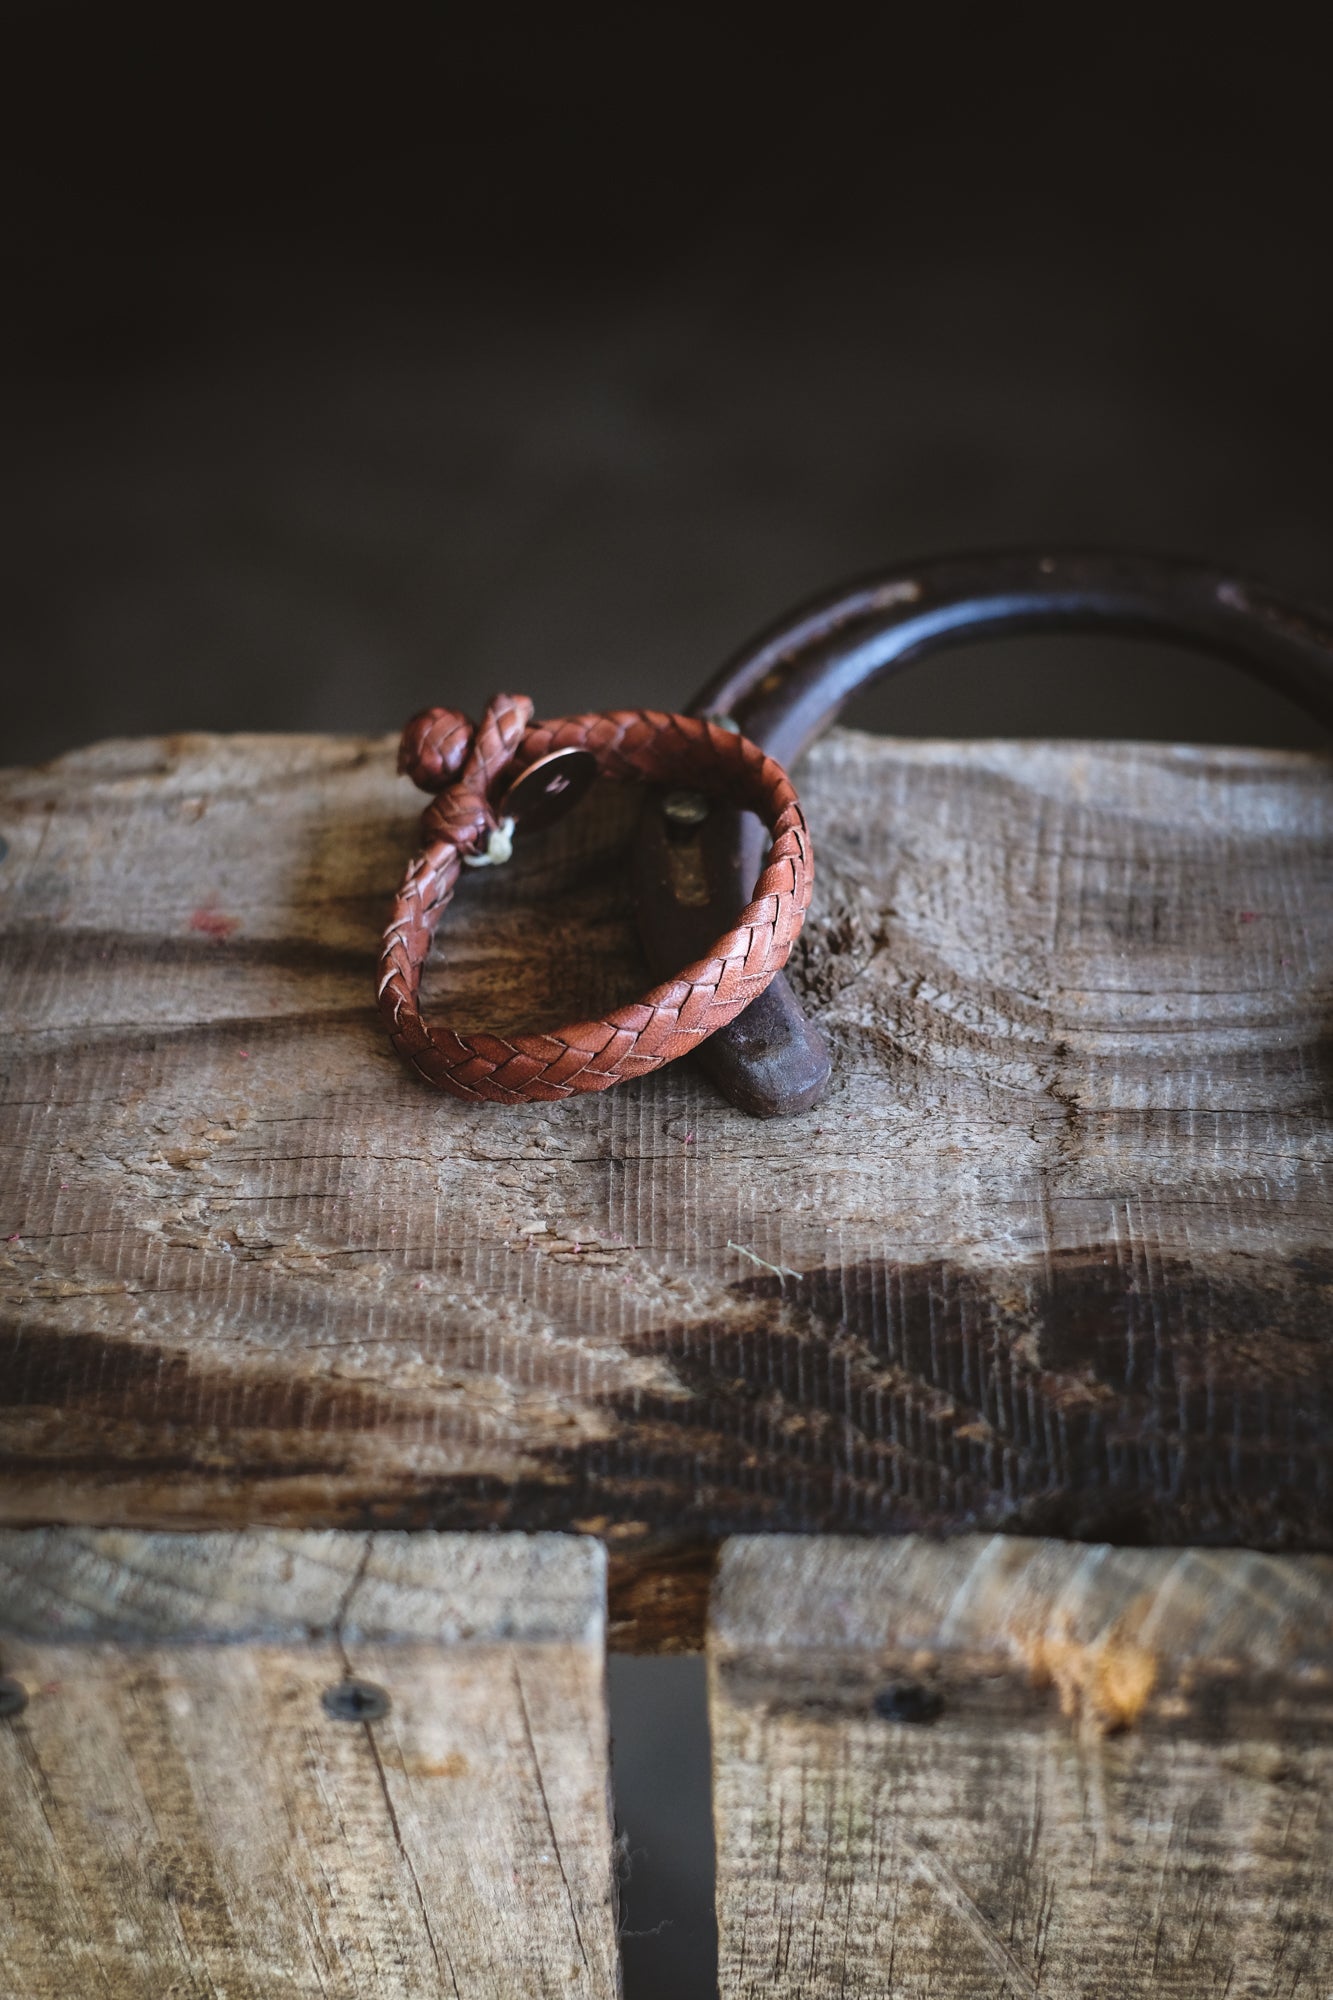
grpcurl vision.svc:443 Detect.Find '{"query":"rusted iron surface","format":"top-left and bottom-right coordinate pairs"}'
top-left (640, 550), bottom-right (1333, 1115)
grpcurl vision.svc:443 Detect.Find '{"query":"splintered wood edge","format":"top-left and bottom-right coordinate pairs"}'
top-left (711, 1534), bottom-right (1333, 1720)
top-left (0, 1528), bottom-right (605, 1646)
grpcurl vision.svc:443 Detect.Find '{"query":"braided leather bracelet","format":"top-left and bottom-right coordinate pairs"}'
top-left (377, 693), bottom-right (813, 1103)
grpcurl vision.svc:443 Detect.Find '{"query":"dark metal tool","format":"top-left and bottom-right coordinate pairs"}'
top-left (632, 549), bottom-right (1333, 1117)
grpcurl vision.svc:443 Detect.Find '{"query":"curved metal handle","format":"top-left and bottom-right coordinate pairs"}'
top-left (633, 549), bottom-right (1333, 1116)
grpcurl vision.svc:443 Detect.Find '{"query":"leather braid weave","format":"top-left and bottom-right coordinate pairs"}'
top-left (378, 693), bottom-right (813, 1102)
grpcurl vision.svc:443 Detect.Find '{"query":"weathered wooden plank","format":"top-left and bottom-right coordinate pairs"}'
top-left (709, 1534), bottom-right (1333, 1997)
top-left (0, 1529), bottom-right (618, 1998)
top-left (1, 732), bottom-right (1330, 1622)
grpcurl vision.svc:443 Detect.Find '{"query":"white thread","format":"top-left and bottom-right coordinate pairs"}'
top-left (462, 816), bottom-right (515, 868)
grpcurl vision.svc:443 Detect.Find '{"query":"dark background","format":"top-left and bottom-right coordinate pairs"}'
top-left (3, 9), bottom-right (1331, 768)
top-left (4, 12), bottom-right (1329, 1995)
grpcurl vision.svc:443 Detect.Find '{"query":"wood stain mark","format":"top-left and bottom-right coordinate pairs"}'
top-left (348, 1246), bottom-right (1333, 1563)
top-left (2, 1247), bottom-right (1329, 1558)
top-left (0, 1320), bottom-right (427, 1439)
top-left (188, 906), bottom-right (240, 942)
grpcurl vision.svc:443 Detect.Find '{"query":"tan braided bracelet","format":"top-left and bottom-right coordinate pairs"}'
top-left (377, 693), bottom-right (813, 1102)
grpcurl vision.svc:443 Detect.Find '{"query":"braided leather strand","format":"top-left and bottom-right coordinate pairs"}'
top-left (378, 695), bottom-right (813, 1102)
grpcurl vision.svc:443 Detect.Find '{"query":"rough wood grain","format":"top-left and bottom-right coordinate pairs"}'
top-left (709, 1533), bottom-right (1333, 1997)
top-left (0, 1529), bottom-right (618, 1998)
top-left (1, 732), bottom-right (1330, 1620)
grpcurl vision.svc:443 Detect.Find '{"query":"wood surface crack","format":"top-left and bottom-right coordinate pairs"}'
top-left (907, 1838), bottom-right (1041, 1997)
top-left (331, 1531), bottom-right (373, 1647)
top-left (330, 1533), bottom-right (462, 1997)
top-left (512, 1654), bottom-right (591, 1977)
top-left (363, 1720), bottom-right (460, 1998)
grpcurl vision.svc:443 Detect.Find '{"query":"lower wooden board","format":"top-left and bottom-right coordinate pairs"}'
top-left (709, 1535), bottom-right (1333, 1998)
top-left (0, 1530), bottom-right (619, 1999)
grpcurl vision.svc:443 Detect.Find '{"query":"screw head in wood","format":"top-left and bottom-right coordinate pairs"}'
top-left (0, 1675), bottom-right (29, 1719)
top-left (322, 1678), bottom-right (391, 1723)
top-left (873, 1681), bottom-right (944, 1725)
top-left (499, 748), bottom-right (599, 834)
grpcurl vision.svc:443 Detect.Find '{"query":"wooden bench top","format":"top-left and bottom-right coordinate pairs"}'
top-left (2, 729), bottom-right (1329, 1644)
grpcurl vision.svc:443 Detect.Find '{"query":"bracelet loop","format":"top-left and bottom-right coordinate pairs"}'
top-left (378, 693), bottom-right (813, 1103)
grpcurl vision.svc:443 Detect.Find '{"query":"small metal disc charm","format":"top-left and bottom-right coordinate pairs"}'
top-left (499, 747), bottom-right (598, 834)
